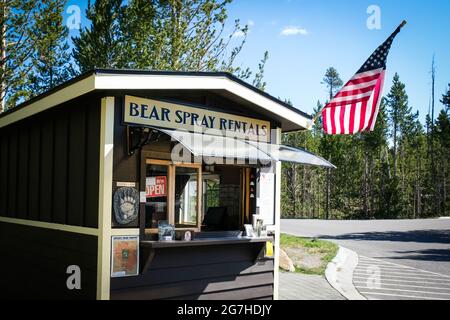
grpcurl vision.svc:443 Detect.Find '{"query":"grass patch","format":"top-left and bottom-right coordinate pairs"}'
top-left (280, 233), bottom-right (339, 276)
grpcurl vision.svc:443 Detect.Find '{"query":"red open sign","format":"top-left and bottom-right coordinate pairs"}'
top-left (146, 176), bottom-right (167, 198)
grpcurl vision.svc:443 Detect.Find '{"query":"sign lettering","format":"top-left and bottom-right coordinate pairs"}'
top-left (124, 96), bottom-right (271, 142)
top-left (146, 176), bottom-right (167, 198)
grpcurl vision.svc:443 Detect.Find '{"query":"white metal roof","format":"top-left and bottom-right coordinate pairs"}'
top-left (0, 69), bottom-right (313, 131)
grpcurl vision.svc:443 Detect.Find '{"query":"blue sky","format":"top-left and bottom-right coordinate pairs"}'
top-left (66, 0), bottom-right (450, 123)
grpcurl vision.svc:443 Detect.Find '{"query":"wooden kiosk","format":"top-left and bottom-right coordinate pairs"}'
top-left (0, 70), bottom-right (333, 300)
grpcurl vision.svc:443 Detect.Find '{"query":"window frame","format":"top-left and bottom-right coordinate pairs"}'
top-left (144, 159), bottom-right (202, 234)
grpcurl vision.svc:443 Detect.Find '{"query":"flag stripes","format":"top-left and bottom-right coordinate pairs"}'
top-left (321, 21), bottom-right (406, 135)
top-left (323, 70), bottom-right (384, 135)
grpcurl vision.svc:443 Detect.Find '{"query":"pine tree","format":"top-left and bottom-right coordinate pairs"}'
top-left (434, 110), bottom-right (450, 215)
top-left (117, 0), bottom-right (158, 69)
top-left (149, 0), bottom-right (249, 73)
top-left (319, 67), bottom-right (344, 219)
top-left (402, 112), bottom-right (426, 218)
top-left (361, 99), bottom-right (389, 218)
top-left (322, 67), bottom-right (343, 100)
top-left (72, 0), bottom-right (124, 72)
top-left (386, 73), bottom-right (409, 178)
top-left (73, 0), bottom-right (264, 82)
top-left (28, 0), bottom-right (73, 95)
top-left (1, 1), bottom-right (40, 109)
top-left (442, 84), bottom-right (450, 114)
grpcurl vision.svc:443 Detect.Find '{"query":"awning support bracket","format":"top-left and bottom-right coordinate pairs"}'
top-left (127, 126), bottom-right (161, 156)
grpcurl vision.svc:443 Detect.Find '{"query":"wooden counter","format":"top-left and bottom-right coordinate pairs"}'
top-left (141, 236), bottom-right (273, 248)
top-left (140, 237), bottom-right (273, 273)
top-left (111, 236), bottom-right (275, 300)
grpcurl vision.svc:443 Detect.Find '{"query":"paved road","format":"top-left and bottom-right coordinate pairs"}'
top-left (353, 255), bottom-right (450, 300)
top-left (281, 218), bottom-right (450, 300)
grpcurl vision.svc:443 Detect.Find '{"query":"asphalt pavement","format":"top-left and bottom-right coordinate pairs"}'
top-left (281, 218), bottom-right (450, 300)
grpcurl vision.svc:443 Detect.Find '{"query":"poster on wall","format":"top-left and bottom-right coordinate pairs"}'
top-left (146, 176), bottom-right (167, 198)
top-left (111, 236), bottom-right (139, 278)
top-left (258, 173), bottom-right (275, 226)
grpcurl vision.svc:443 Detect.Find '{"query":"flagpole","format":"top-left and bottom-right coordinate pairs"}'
top-left (307, 20), bottom-right (407, 130)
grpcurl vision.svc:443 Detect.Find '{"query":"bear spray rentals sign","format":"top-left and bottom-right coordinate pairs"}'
top-left (123, 96), bottom-right (271, 143)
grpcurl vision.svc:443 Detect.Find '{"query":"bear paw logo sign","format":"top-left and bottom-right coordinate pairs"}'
top-left (113, 187), bottom-right (139, 225)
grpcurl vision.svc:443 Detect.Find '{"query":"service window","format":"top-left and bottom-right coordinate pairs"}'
top-left (144, 160), bottom-right (250, 234)
top-left (201, 166), bottom-right (242, 231)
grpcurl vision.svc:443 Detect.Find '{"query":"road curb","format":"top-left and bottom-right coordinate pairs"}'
top-left (325, 246), bottom-right (367, 300)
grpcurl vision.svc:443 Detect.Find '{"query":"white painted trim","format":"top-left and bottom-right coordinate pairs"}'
top-left (96, 97), bottom-right (115, 300)
top-left (94, 73), bottom-right (228, 90)
top-left (0, 75), bottom-right (95, 129)
top-left (110, 228), bottom-right (140, 236)
top-left (273, 128), bottom-right (282, 300)
top-left (0, 73), bottom-right (309, 132)
top-left (0, 216), bottom-right (98, 236)
top-left (95, 74), bottom-right (310, 130)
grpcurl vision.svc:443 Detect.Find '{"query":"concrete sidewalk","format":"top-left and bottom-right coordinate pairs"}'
top-left (279, 272), bottom-right (345, 300)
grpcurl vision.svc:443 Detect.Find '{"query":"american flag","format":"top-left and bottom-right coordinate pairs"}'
top-left (322, 21), bottom-right (406, 135)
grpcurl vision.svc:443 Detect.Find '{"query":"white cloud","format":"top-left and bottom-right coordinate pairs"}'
top-left (248, 20), bottom-right (255, 27)
top-left (232, 30), bottom-right (246, 38)
top-left (280, 26), bottom-right (308, 36)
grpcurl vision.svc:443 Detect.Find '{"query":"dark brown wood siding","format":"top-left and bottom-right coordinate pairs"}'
top-left (110, 243), bottom-right (274, 300)
top-left (0, 97), bottom-right (101, 228)
top-left (0, 222), bottom-right (97, 300)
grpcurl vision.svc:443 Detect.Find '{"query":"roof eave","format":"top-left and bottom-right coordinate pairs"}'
top-left (0, 69), bottom-right (311, 132)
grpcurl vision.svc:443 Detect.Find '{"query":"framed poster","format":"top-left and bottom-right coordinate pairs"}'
top-left (111, 236), bottom-right (139, 278)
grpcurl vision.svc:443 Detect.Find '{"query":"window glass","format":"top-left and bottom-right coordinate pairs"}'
top-left (203, 176), bottom-right (220, 216)
top-left (175, 167), bottom-right (199, 228)
top-left (145, 164), bottom-right (168, 229)
top-left (201, 166), bottom-right (241, 231)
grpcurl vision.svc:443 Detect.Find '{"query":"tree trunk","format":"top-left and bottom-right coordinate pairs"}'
top-left (287, 164), bottom-right (296, 217)
top-left (393, 123), bottom-right (398, 178)
top-left (416, 151), bottom-right (422, 219)
top-left (442, 154), bottom-right (447, 215)
top-left (369, 155), bottom-right (375, 218)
